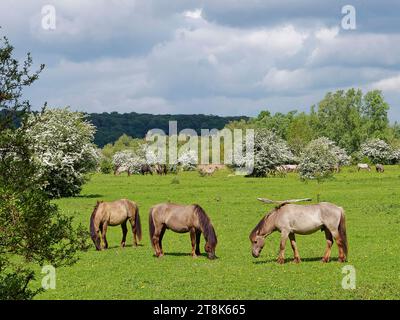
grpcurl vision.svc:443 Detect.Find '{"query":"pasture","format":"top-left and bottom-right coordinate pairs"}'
top-left (34, 167), bottom-right (400, 299)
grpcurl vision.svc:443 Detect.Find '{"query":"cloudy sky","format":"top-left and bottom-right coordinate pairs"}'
top-left (1, 0), bottom-right (400, 120)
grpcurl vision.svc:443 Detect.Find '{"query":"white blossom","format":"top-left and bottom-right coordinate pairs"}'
top-left (26, 108), bottom-right (99, 197)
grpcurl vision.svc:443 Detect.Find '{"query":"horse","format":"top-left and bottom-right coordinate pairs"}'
top-left (154, 164), bottom-right (167, 175)
top-left (276, 164), bottom-right (298, 173)
top-left (114, 165), bottom-right (131, 176)
top-left (140, 163), bottom-right (153, 175)
top-left (357, 163), bottom-right (371, 172)
top-left (149, 203), bottom-right (217, 259)
top-left (90, 199), bottom-right (142, 250)
top-left (249, 198), bottom-right (348, 264)
top-left (376, 164), bottom-right (384, 173)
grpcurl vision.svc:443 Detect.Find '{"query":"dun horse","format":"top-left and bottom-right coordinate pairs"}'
top-left (90, 199), bottom-right (142, 250)
top-left (149, 203), bottom-right (217, 259)
top-left (249, 198), bottom-right (348, 264)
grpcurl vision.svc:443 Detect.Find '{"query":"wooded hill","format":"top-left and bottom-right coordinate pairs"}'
top-left (87, 112), bottom-right (248, 147)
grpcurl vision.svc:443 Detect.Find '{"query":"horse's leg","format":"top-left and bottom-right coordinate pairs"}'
top-left (331, 230), bottom-right (346, 262)
top-left (159, 225), bottom-right (166, 256)
top-left (322, 228), bottom-right (333, 263)
top-left (277, 231), bottom-right (289, 264)
top-left (92, 225), bottom-right (102, 251)
top-left (128, 217), bottom-right (138, 247)
top-left (195, 230), bottom-right (201, 256)
top-left (151, 226), bottom-right (163, 257)
top-left (190, 228), bottom-right (197, 257)
top-left (289, 233), bottom-right (301, 263)
top-left (102, 222), bottom-right (108, 249)
top-left (121, 221), bottom-right (128, 248)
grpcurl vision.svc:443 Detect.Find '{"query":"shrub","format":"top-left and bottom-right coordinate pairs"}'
top-left (298, 137), bottom-right (343, 180)
top-left (26, 108), bottom-right (99, 198)
top-left (99, 158), bottom-right (113, 174)
top-left (178, 150), bottom-right (198, 171)
top-left (360, 139), bottom-right (394, 164)
top-left (248, 129), bottom-right (295, 177)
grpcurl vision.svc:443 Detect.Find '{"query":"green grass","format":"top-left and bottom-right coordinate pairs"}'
top-left (34, 167), bottom-right (400, 299)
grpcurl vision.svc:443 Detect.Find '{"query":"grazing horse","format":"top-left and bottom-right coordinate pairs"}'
top-left (149, 203), bottom-right (217, 259)
top-left (249, 199), bottom-right (348, 264)
top-left (376, 164), bottom-right (384, 173)
top-left (140, 163), bottom-right (153, 175)
top-left (154, 164), bottom-right (167, 175)
top-left (90, 199), bottom-right (142, 250)
top-left (276, 164), bottom-right (298, 173)
top-left (357, 163), bottom-right (371, 172)
top-left (114, 166), bottom-right (131, 176)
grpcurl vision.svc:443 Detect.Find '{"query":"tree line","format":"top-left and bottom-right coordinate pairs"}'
top-left (88, 112), bottom-right (248, 147)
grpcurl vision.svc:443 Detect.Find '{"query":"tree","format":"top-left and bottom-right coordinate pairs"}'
top-left (298, 137), bottom-right (342, 181)
top-left (360, 139), bottom-right (394, 164)
top-left (287, 113), bottom-right (315, 156)
top-left (26, 108), bottom-right (99, 198)
top-left (247, 129), bottom-right (295, 177)
top-left (315, 89), bottom-right (364, 154)
top-left (362, 90), bottom-right (389, 139)
top-left (0, 33), bottom-right (87, 300)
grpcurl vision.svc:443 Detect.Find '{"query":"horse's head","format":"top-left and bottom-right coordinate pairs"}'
top-left (204, 240), bottom-right (217, 260)
top-left (249, 232), bottom-right (266, 258)
top-left (249, 213), bottom-right (271, 258)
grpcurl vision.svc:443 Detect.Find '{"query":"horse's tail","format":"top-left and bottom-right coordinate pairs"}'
top-left (126, 200), bottom-right (142, 241)
top-left (90, 213), bottom-right (96, 240)
top-left (338, 209), bottom-right (348, 257)
top-left (149, 207), bottom-right (155, 248)
top-left (134, 205), bottom-right (142, 241)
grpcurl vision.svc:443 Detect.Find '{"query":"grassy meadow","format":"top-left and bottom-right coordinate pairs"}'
top-left (34, 166), bottom-right (400, 299)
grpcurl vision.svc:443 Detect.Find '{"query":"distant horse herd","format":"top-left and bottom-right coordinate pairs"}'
top-left (114, 162), bottom-right (385, 177)
top-left (90, 197), bottom-right (348, 264)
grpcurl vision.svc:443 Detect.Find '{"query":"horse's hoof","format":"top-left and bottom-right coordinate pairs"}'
top-left (338, 257), bottom-right (346, 263)
top-left (192, 254), bottom-right (198, 258)
top-left (321, 258), bottom-right (329, 263)
top-left (293, 258), bottom-right (301, 264)
top-left (277, 258), bottom-right (285, 264)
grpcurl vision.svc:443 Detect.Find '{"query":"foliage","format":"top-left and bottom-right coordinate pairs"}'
top-left (25, 108), bottom-right (99, 198)
top-left (360, 139), bottom-right (395, 164)
top-left (298, 137), bottom-right (342, 181)
top-left (89, 112), bottom-right (248, 147)
top-left (99, 157), bottom-right (113, 174)
top-left (226, 89), bottom-right (398, 156)
top-left (248, 129), bottom-right (295, 177)
top-left (101, 134), bottom-right (145, 159)
top-left (178, 150), bottom-right (198, 171)
top-left (0, 34), bottom-right (87, 300)
top-left (112, 150), bottom-right (144, 174)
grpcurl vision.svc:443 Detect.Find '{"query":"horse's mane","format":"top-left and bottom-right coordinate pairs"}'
top-left (194, 204), bottom-right (217, 247)
top-left (90, 201), bottom-right (102, 238)
top-left (249, 206), bottom-right (282, 240)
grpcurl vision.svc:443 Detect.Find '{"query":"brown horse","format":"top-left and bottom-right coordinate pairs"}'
top-left (90, 199), bottom-right (142, 250)
top-left (149, 203), bottom-right (217, 259)
top-left (250, 199), bottom-right (348, 264)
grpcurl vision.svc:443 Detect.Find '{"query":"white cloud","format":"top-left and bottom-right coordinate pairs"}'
top-left (2, 0), bottom-right (400, 120)
top-left (370, 75), bottom-right (400, 93)
top-left (184, 8), bottom-right (203, 19)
